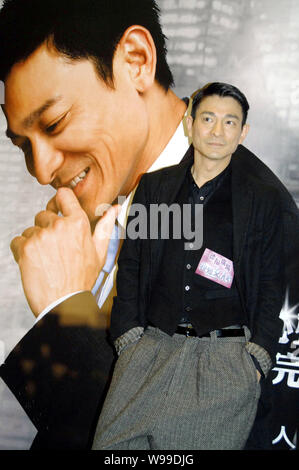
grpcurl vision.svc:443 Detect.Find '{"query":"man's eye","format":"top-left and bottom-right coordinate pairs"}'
top-left (45, 121), bottom-right (60, 134)
top-left (45, 114), bottom-right (67, 134)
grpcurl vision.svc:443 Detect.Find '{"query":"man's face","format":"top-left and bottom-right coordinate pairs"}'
top-left (187, 94), bottom-right (249, 163)
top-left (4, 44), bottom-right (150, 222)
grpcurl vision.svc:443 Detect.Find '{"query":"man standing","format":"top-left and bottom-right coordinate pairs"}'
top-left (93, 83), bottom-right (285, 450)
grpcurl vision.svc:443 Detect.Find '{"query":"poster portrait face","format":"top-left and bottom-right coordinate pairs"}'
top-left (0, 0), bottom-right (177, 227)
top-left (4, 43), bottom-right (154, 224)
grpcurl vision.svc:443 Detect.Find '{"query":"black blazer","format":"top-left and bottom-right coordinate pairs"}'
top-left (0, 145), bottom-right (298, 449)
top-left (110, 145), bottom-right (290, 362)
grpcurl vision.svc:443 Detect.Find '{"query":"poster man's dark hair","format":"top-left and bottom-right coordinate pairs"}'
top-left (0, 0), bottom-right (174, 91)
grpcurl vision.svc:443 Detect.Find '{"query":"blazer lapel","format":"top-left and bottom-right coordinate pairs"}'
top-left (158, 146), bottom-right (194, 205)
top-left (156, 144), bottom-right (254, 265)
top-left (231, 147), bottom-right (254, 266)
top-left (149, 147), bottom-right (193, 272)
top-left (152, 144), bottom-right (255, 268)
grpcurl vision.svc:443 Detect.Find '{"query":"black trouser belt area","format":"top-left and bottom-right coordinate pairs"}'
top-left (175, 326), bottom-right (245, 338)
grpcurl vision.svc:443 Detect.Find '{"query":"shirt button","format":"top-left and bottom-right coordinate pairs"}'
top-left (186, 264), bottom-right (191, 270)
top-left (185, 306), bottom-right (192, 312)
top-left (185, 285), bottom-right (190, 291)
top-left (200, 196), bottom-right (204, 201)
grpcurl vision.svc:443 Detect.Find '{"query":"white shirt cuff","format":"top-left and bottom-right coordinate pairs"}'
top-left (34, 291), bottom-right (85, 324)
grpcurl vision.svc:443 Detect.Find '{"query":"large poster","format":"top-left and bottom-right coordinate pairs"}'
top-left (0, 0), bottom-right (298, 450)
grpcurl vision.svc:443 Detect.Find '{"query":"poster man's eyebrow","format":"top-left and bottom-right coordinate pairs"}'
top-left (22, 96), bottom-right (63, 129)
top-left (5, 96), bottom-right (63, 139)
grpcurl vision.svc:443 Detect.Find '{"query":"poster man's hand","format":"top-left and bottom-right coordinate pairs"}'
top-left (10, 187), bottom-right (119, 317)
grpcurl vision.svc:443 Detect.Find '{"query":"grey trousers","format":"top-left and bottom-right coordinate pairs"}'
top-left (92, 326), bottom-right (261, 450)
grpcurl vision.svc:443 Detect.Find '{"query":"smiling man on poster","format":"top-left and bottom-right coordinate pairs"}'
top-left (0, 0), bottom-right (298, 449)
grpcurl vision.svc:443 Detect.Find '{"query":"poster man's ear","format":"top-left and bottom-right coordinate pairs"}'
top-left (116, 25), bottom-right (157, 93)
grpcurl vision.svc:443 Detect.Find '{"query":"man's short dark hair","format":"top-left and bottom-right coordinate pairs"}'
top-left (0, 0), bottom-right (174, 91)
top-left (191, 82), bottom-right (250, 126)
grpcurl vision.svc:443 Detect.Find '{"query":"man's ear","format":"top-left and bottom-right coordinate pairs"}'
top-left (239, 123), bottom-right (250, 145)
top-left (115, 25), bottom-right (157, 93)
top-left (185, 115), bottom-right (194, 138)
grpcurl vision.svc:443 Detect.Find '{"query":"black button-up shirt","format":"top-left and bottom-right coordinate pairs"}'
top-left (179, 164), bottom-right (231, 323)
top-left (146, 160), bottom-right (246, 336)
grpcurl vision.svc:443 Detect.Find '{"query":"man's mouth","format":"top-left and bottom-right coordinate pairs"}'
top-left (68, 167), bottom-right (90, 189)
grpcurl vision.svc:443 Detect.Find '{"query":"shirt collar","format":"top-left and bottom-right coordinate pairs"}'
top-left (117, 119), bottom-right (189, 229)
top-left (190, 161), bottom-right (232, 194)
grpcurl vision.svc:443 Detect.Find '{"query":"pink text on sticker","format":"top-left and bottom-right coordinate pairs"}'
top-left (195, 248), bottom-right (234, 288)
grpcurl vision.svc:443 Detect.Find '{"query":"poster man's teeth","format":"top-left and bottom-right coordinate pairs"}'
top-left (70, 168), bottom-right (89, 188)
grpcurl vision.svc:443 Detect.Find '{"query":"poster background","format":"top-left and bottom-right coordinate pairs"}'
top-left (0, 0), bottom-right (298, 450)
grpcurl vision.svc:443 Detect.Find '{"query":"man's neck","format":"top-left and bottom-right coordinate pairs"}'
top-left (130, 87), bottom-right (187, 187)
top-left (192, 152), bottom-right (232, 188)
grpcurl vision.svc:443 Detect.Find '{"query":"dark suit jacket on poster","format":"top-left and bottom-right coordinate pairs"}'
top-left (0, 144), bottom-right (298, 449)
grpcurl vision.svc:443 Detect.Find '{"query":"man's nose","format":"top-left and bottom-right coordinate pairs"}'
top-left (211, 120), bottom-right (224, 137)
top-left (31, 138), bottom-right (64, 185)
